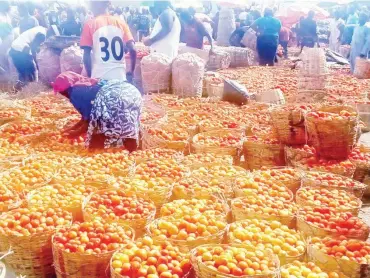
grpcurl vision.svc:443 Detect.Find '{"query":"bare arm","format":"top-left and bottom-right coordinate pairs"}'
top-left (83, 48), bottom-right (92, 77)
top-left (127, 40), bottom-right (136, 73)
top-left (198, 21), bottom-right (213, 50)
top-left (148, 10), bottom-right (173, 45)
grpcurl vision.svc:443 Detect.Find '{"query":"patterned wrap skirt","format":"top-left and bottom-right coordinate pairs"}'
top-left (86, 80), bottom-right (142, 148)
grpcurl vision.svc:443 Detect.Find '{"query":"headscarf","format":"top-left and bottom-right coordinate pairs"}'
top-left (53, 71), bottom-right (99, 94)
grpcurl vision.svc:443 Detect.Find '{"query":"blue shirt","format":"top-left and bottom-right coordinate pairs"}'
top-left (68, 84), bottom-right (102, 120)
top-left (253, 16), bottom-right (282, 37)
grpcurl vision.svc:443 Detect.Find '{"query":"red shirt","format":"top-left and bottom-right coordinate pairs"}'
top-left (183, 20), bottom-right (206, 49)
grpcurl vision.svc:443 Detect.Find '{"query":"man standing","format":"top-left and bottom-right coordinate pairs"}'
top-left (137, 8), bottom-right (151, 42)
top-left (9, 26), bottom-right (46, 88)
top-left (18, 3), bottom-right (39, 34)
top-left (251, 8), bottom-right (282, 66)
top-left (300, 11), bottom-right (318, 50)
top-left (80, 1), bottom-right (136, 81)
top-left (279, 26), bottom-right (292, 58)
top-left (180, 10), bottom-right (213, 51)
top-left (143, 1), bottom-right (181, 60)
top-left (350, 12), bottom-right (370, 73)
top-left (329, 10), bottom-right (344, 53)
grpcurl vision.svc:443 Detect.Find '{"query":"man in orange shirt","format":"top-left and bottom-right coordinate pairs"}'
top-left (80, 1), bottom-right (136, 82)
top-left (279, 26), bottom-right (292, 58)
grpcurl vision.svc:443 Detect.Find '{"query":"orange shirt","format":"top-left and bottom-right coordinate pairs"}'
top-left (81, 15), bottom-right (133, 80)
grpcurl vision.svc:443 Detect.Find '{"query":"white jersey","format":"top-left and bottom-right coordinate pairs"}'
top-left (11, 26), bottom-right (46, 52)
top-left (150, 9), bottom-right (181, 60)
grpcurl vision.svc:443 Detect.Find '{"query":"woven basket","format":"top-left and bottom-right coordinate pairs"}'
top-left (297, 212), bottom-right (369, 240)
top-left (227, 223), bottom-right (306, 266)
top-left (301, 171), bottom-right (367, 199)
top-left (191, 244), bottom-right (280, 278)
top-left (305, 111), bottom-right (359, 160)
top-left (83, 190), bottom-right (156, 237)
top-left (308, 243), bottom-right (369, 278)
top-left (191, 129), bottom-right (243, 162)
top-left (243, 139), bottom-right (285, 170)
top-left (142, 126), bottom-right (190, 153)
top-left (207, 49), bottom-right (231, 70)
top-left (0, 185), bottom-right (22, 213)
top-left (269, 106), bottom-right (307, 145)
top-left (146, 216), bottom-right (227, 252)
top-left (231, 197), bottom-right (296, 228)
top-left (295, 187), bottom-right (362, 216)
top-left (140, 103), bottom-right (167, 132)
top-left (52, 225), bottom-right (134, 278)
top-left (223, 47), bottom-right (256, 68)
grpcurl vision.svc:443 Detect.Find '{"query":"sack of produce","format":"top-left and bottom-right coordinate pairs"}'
top-left (241, 29), bottom-right (257, 51)
top-left (141, 53), bottom-right (172, 94)
top-left (172, 53), bottom-right (205, 98)
top-left (126, 48), bottom-right (149, 92)
top-left (270, 104), bottom-right (311, 145)
top-left (0, 207), bottom-right (72, 278)
top-left (178, 45), bottom-right (210, 63)
top-left (37, 47), bottom-right (61, 85)
top-left (222, 46), bottom-right (256, 68)
top-left (305, 105), bottom-right (359, 160)
top-left (354, 57), bottom-right (370, 79)
top-left (300, 48), bottom-right (327, 76)
top-left (191, 244), bottom-right (280, 278)
top-left (60, 45), bottom-right (83, 74)
top-left (217, 8), bottom-right (236, 46)
top-left (207, 49), bottom-right (231, 71)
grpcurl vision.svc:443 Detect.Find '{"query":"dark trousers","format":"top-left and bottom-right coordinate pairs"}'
top-left (257, 35), bottom-right (278, 66)
top-left (9, 48), bottom-right (36, 83)
top-left (279, 40), bottom-right (288, 58)
top-left (89, 133), bottom-right (138, 152)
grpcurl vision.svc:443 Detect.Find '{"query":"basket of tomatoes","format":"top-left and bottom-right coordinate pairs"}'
top-left (296, 186), bottom-right (362, 216)
top-left (52, 221), bottom-right (134, 278)
top-left (305, 106), bottom-right (359, 160)
top-left (110, 236), bottom-right (192, 278)
top-left (308, 237), bottom-right (370, 278)
top-left (301, 171), bottom-right (368, 199)
top-left (147, 215), bottom-right (227, 252)
top-left (0, 207), bottom-right (72, 278)
top-left (297, 207), bottom-right (369, 240)
top-left (83, 189), bottom-right (156, 237)
top-left (269, 104), bottom-right (312, 145)
top-left (190, 244), bottom-right (281, 278)
top-left (228, 219), bottom-right (306, 265)
top-left (191, 129), bottom-right (244, 161)
top-left (349, 147), bottom-right (370, 197)
top-left (281, 261), bottom-right (346, 278)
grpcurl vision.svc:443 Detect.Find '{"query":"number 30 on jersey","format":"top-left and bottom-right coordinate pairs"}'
top-left (99, 36), bottom-right (124, 62)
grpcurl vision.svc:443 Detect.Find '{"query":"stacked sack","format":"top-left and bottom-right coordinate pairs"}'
top-left (216, 8), bottom-right (236, 47)
top-left (141, 53), bottom-right (172, 94)
top-left (60, 45), bottom-right (83, 74)
top-left (37, 47), bottom-right (61, 85)
top-left (172, 53), bottom-right (205, 98)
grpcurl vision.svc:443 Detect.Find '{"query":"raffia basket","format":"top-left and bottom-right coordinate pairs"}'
top-left (305, 109), bottom-right (359, 160)
top-left (269, 106), bottom-right (307, 145)
top-left (83, 190), bottom-right (156, 237)
top-left (301, 171), bottom-right (367, 199)
top-left (0, 213), bottom-right (72, 278)
top-left (140, 103), bottom-right (167, 132)
top-left (142, 126), bottom-right (190, 153)
top-left (226, 224), bottom-right (306, 266)
top-left (308, 242), bottom-right (369, 278)
top-left (52, 225), bottom-right (134, 278)
top-left (297, 211), bottom-right (369, 240)
top-left (191, 129), bottom-right (243, 163)
top-left (243, 139), bottom-right (285, 170)
top-left (146, 216), bottom-right (227, 252)
top-left (190, 244), bottom-right (281, 278)
top-left (0, 185), bottom-right (22, 213)
top-left (295, 187), bottom-right (362, 216)
top-left (354, 57), bottom-right (370, 79)
top-left (231, 197), bottom-right (296, 228)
